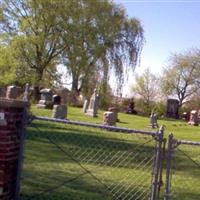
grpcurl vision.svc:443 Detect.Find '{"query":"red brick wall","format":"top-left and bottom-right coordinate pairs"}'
top-left (0, 99), bottom-right (27, 200)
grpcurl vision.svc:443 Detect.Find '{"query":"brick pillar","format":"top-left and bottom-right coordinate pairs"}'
top-left (0, 98), bottom-right (28, 200)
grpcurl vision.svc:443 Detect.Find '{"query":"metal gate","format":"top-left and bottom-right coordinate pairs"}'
top-left (20, 116), bottom-right (164, 200)
top-left (164, 134), bottom-right (200, 200)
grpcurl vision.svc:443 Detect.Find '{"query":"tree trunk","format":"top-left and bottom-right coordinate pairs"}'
top-left (71, 75), bottom-right (80, 106)
top-left (33, 69), bottom-right (44, 102)
top-left (33, 86), bottom-right (40, 102)
top-left (71, 77), bottom-right (79, 92)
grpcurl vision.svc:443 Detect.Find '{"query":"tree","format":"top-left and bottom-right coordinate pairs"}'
top-left (160, 50), bottom-right (200, 108)
top-left (132, 68), bottom-right (159, 113)
top-left (61, 0), bottom-right (144, 97)
top-left (0, 0), bottom-right (70, 99)
top-left (0, 0), bottom-right (144, 101)
top-left (0, 45), bottom-right (18, 86)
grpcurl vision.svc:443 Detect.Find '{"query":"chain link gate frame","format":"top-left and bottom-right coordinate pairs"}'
top-left (20, 116), bottom-right (165, 200)
top-left (164, 134), bottom-right (200, 200)
top-left (19, 115), bottom-right (200, 200)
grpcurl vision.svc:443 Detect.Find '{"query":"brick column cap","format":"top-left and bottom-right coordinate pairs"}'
top-left (0, 98), bottom-right (29, 108)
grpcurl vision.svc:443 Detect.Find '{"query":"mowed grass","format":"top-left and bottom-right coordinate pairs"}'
top-left (20, 105), bottom-right (200, 199)
top-left (31, 105), bottom-right (200, 141)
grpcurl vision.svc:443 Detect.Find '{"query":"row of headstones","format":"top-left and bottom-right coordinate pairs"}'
top-left (4, 85), bottom-right (24, 99)
top-left (7, 85), bottom-right (198, 126)
top-left (37, 88), bottom-right (68, 119)
top-left (37, 87), bottom-right (116, 125)
top-left (83, 94), bottom-right (200, 127)
top-left (37, 88), bottom-right (118, 126)
top-left (82, 89), bottom-right (118, 126)
top-left (3, 85), bottom-right (146, 127)
top-left (2, 84), bottom-right (30, 102)
top-left (166, 98), bottom-right (200, 125)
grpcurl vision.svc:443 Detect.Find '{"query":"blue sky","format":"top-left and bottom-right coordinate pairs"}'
top-left (114, 0), bottom-right (200, 95)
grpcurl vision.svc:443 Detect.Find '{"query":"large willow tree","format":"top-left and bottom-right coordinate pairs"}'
top-left (61, 0), bottom-right (144, 97)
top-left (0, 0), bottom-right (144, 100)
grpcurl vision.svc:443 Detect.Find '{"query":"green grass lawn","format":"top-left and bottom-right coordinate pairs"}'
top-left (20, 105), bottom-right (200, 200)
top-left (31, 105), bottom-right (200, 141)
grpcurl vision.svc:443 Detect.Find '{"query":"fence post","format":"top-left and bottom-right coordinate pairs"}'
top-left (158, 137), bottom-right (166, 193)
top-left (164, 133), bottom-right (174, 200)
top-left (151, 126), bottom-right (164, 200)
top-left (0, 92), bottom-right (28, 199)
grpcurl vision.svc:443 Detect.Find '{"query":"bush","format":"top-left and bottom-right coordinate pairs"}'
top-left (154, 101), bottom-right (166, 117)
top-left (134, 99), bottom-right (153, 116)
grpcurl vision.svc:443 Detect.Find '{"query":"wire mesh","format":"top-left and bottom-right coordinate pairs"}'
top-left (170, 142), bottom-right (200, 200)
top-left (20, 119), bottom-right (158, 200)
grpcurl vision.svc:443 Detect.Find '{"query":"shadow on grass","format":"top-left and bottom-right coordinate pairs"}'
top-left (26, 121), bottom-right (156, 168)
top-left (117, 121), bottom-right (129, 124)
top-left (21, 120), bottom-right (200, 200)
top-left (21, 166), bottom-right (151, 200)
top-left (20, 120), bottom-right (156, 199)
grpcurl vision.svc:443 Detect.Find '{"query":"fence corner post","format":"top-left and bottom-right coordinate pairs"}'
top-left (164, 133), bottom-right (174, 200)
top-left (150, 125), bottom-right (164, 200)
top-left (0, 91), bottom-right (28, 199)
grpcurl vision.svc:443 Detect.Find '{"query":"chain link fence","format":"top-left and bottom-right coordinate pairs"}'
top-left (164, 135), bottom-right (200, 200)
top-left (19, 116), bottom-right (200, 200)
top-left (20, 116), bottom-right (163, 200)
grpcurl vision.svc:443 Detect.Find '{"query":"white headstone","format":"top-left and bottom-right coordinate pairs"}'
top-left (83, 100), bottom-right (89, 113)
top-left (86, 89), bottom-right (99, 117)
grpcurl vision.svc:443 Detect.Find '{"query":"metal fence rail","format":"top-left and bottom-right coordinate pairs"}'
top-left (20, 116), bottom-right (164, 200)
top-left (33, 116), bottom-right (157, 136)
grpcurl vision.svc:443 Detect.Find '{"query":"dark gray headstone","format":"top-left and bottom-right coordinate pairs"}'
top-left (166, 99), bottom-right (179, 119)
top-left (52, 95), bottom-right (61, 105)
top-left (37, 88), bottom-right (53, 109)
top-left (52, 105), bottom-right (67, 119)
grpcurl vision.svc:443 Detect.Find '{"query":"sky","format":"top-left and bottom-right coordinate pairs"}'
top-left (114, 0), bottom-right (200, 95)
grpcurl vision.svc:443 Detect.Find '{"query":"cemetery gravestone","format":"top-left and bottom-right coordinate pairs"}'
top-left (52, 105), bottom-right (67, 119)
top-left (56, 88), bottom-right (69, 105)
top-left (182, 112), bottom-right (190, 121)
top-left (83, 99), bottom-right (89, 113)
top-left (188, 110), bottom-right (198, 126)
top-left (23, 83), bottom-right (30, 101)
top-left (6, 85), bottom-right (22, 99)
top-left (108, 107), bottom-right (119, 122)
top-left (166, 99), bottom-right (179, 119)
top-left (37, 88), bottom-right (53, 109)
top-left (197, 110), bottom-right (200, 123)
top-left (52, 95), bottom-right (61, 105)
top-left (52, 94), bottom-right (68, 119)
top-left (149, 113), bottom-right (159, 128)
top-left (86, 89), bottom-right (99, 117)
top-left (126, 98), bottom-right (137, 114)
top-left (103, 111), bottom-right (116, 126)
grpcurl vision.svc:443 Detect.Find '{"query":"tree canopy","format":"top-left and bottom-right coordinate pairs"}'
top-left (0, 0), bottom-right (144, 100)
top-left (61, 0), bottom-right (144, 96)
top-left (160, 49), bottom-right (200, 108)
top-left (132, 68), bottom-right (159, 113)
